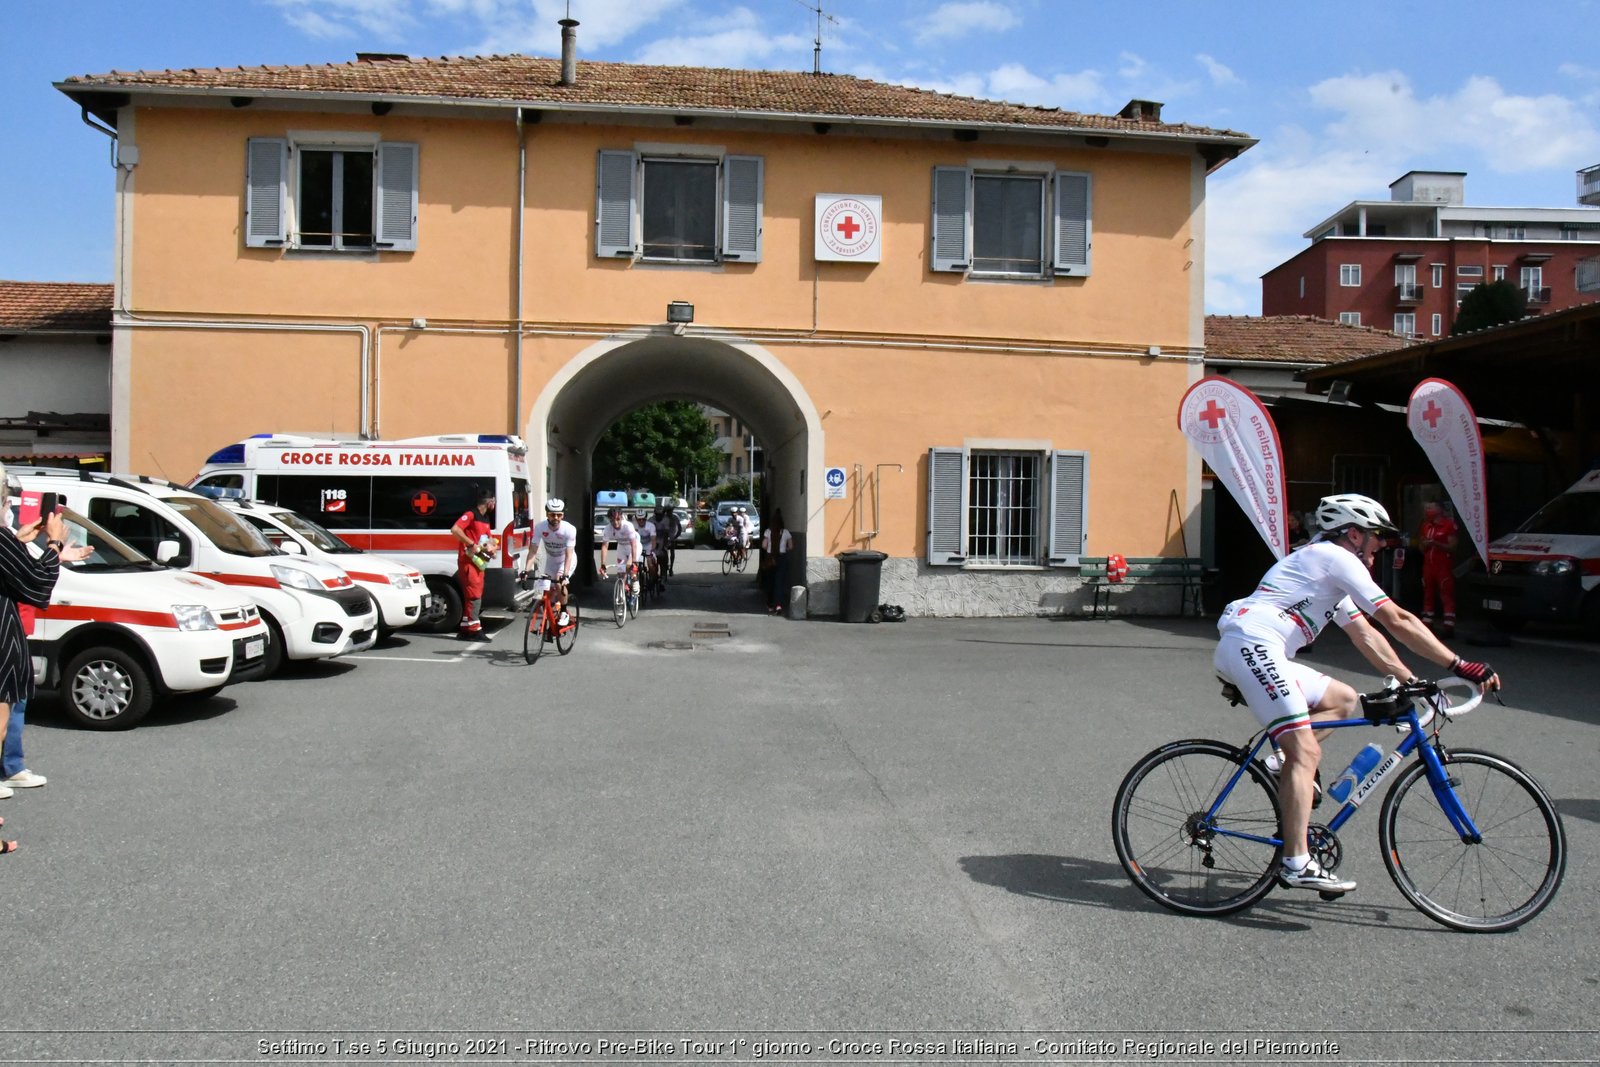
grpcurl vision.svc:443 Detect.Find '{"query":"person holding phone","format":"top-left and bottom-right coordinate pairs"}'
top-left (0, 468), bottom-right (91, 820)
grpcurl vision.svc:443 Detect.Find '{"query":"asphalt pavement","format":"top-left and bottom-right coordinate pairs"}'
top-left (3, 548), bottom-right (1596, 1063)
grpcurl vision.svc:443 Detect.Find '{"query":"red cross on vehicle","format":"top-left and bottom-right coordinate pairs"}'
top-left (835, 215), bottom-right (861, 240)
top-left (411, 491), bottom-right (437, 515)
top-left (1199, 399), bottom-right (1227, 429)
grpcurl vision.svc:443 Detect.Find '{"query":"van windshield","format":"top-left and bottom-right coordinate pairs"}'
top-left (164, 498), bottom-right (279, 557)
top-left (274, 511), bottom-right (359, 553)
top-left (1517, 491), bottom-right (1600, 537)
top-left (54, 509), bottom-right (161, 573)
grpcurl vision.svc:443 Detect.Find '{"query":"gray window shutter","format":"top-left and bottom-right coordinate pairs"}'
top-left (245, 138), bottom-right (288, 247)
top-left (374, 141), bottom-right (419, 251)
top-left (930, 166), bottom-right (971, 272)
top-left (721, 155), bottom-right (763, 262)
top-left (1047, 450), bottom-right (1089, 565)
top-left (596, 150), bottom-right (638, 258)
top-left (927, 447), bottom-right (967, 565)
top-left (1052, 171), bottom-right (1091, 276)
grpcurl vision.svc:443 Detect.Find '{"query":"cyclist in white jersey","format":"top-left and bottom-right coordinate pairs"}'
top-left (1213, 493), bottom-right (1500, 895)
top-left (634, 511), bottom-right (660, 591)
top-left (597, 507), bottom-right (642, 587)
top-left (524, 498), bottom-right (578, 626)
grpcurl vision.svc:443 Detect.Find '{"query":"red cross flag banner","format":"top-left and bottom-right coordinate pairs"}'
top-left (1178, 376), bottom-right (1289, 559)
top-left (1407, 378), bottom-right (1489, 567)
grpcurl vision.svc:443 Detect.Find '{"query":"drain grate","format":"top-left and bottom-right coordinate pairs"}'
top-left (648, 640), bottom-right (698, 651)
top-left (690, 620), bottom-right (732, 639)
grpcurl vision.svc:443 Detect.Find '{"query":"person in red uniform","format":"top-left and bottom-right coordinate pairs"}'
top-left (1419, 499), bottom-right (1460, 636)
top-left (451, 488), bottom-right (497, 640)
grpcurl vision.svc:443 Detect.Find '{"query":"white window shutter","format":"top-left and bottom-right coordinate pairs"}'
top-left (1052, 171), bottom-right (1092, 276)
top-left (721, 155), bottom-right (763, 262)
top-left (927, 447), bottom-right (967, 565)
top-left (930, 167), bottom-right (971, 272)
top-left (245, 138), bottom-right (288, 247)
top-left (374, 142), bottom-right (419, 251)
top-left (596, 150), bottom-right (639, 258)
top-left (1047, 450), bottom-right (1089, 565)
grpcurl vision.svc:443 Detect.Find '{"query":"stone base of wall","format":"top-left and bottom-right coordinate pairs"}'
top-left (801, 557), bottom-right (1200, 619)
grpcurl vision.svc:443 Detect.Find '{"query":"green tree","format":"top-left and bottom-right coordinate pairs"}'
top-left (592, 401), bottom-right (721, 494)
top-left (1451, 280), bottom-right (1527, 336)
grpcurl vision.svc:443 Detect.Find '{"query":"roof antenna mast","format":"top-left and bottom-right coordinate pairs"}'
top-left (797, 0), bottom-right (839, 75)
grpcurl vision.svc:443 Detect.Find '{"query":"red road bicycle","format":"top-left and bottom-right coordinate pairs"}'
top-left (520, 574), bottom-right (579, 664)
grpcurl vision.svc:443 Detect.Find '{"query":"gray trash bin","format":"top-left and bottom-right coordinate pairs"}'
top-left (837, 550), bottom-right (888, 622)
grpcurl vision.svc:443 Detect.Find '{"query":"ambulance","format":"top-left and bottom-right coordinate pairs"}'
top-left (205, 493), bottom-right (429, 636)
top-left (1473, 467), bottom-right (1600, 632)
top-left (9, 473), bottom-right (270, 729)
top-left (13, 469), bottom-right (378, 678)
top-left (192, 434), bottom-right (533, 632)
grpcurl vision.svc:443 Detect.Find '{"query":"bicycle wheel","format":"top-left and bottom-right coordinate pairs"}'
top-left (722, 549), bottom-right (734, 575)
top-left (523, 603), bottom-right (546, 664)
top-left (736, 550), bottom-right (748, 573)
top-left (1112, 739), bottom-right (1283, 917)
top-left (1379, 749), bottom-right (1565, 932)
top-left (612, 576), bottom-right (627, 627)
top-left (627, 578), bottom-right (639, 619)
top-left (555, 601), bottom-right (580, 655)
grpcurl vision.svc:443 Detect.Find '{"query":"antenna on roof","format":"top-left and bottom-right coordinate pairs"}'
top-left (795, 0), bottom-right (839, 75)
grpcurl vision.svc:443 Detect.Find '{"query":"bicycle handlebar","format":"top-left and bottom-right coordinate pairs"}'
top-left (1363, 677), bottom-right (1485, 723)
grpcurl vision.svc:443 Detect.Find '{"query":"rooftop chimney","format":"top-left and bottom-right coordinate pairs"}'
top-left (559, 18), bottom-right (579, 86)
top-left (1119, 99), bottom-right (1163, 123)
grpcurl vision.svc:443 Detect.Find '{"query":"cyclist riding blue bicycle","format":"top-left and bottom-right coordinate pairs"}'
top-left (1212, 493), bottom-right (1500, 895)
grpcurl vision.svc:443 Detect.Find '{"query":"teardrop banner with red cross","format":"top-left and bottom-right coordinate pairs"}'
top-left (1407, 378), bottom-right (1489, 567)
top-left (1178, 376), bottom-right (1289, 560)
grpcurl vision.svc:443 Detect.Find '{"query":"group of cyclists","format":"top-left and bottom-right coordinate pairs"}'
top-left (721, 505), bottom-right (753, 567)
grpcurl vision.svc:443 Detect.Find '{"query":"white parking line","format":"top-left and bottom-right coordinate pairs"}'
top-left (348, 654), bottom-right (468, 663)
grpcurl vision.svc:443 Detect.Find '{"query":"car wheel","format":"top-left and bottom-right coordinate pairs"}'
top-left (254, 614), bottom-right (286, 678)
top-left (419, 578), bottom-right (464, 634)
top-left (60, 646), bottom-right (154, 730)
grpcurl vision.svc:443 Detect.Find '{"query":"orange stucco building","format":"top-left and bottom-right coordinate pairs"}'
top-left (57, 31), bottom-right (1253, 616)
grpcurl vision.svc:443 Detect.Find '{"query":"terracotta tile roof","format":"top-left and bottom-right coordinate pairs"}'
top-left (60, 55), bottom-right (1251, 142)
top-left (1204, 315), bottom-right (1411, 365)
top-left (0, 281), bottom-right (113, 333)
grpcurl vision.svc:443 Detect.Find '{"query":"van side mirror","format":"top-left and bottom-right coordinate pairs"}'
top-left (155, 540), bottom-right (181, 564)
top-left (280, 540), bottom-right (305, 555)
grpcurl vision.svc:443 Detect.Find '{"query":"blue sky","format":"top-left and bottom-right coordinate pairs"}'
top-left (4, 0), bottom-right (1599, 313)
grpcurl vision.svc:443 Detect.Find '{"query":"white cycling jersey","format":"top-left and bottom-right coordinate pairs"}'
top-left (637, 520), bottom-right (657, 554)
top-left (1217, 540), bottom-right (1391, 655)
top-left (528, 519), bottom-right (578, 579)
top-left (603, 520), bottom-right (641, 563)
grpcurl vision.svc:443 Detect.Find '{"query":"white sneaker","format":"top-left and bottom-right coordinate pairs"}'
top-left (1278, 860), bottom-right (1356, 894)
top-left (0, 785), bottom-right (12, 800)
top-left (558, 612), bottom-right (570, 627)
top-left (1, 770), bottom-right (45, 789)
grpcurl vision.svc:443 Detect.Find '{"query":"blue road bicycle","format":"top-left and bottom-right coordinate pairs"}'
top-left (1111, 679), bottom-right (1565, 932)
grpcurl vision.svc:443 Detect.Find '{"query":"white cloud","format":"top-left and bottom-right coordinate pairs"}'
top-left (910, 2), bottom-right (1020, 46)
top-left (269, 0), bottom-right (418, 40)
top-left (1196, 54), bottom-right (1239, 87)
top-left (632, 6), bottom-right (808, 68)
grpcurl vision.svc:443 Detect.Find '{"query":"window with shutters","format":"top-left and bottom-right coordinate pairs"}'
top-left (594, 150), bottom-right (763, 264)
top-left (926, 447), bottom-right (1088, 566)
top-left (929, 166), bottom-right (1090, 278)
top-left (245, 136), bottom-right (418, 252)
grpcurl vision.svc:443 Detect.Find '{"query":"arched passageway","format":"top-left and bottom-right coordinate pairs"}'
top-left (529, 329), bottom-right (823, 602)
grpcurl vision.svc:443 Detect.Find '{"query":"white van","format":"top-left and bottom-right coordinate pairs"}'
top-left (210, 494), bottom-right (428, 636)
top-left (1474, 467), bottom-right (1600, 632)
top-left (10, 483), bottom-right (270, 729)
top-left (192, 434), bottom-right (532, 633)
top-left (14, 469), bottom-right (378, 676)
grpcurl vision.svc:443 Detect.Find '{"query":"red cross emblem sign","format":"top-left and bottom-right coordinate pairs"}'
top-left (1422, 400), bottom-right (1444, 428)
top-left (816, 194), bottom-right (882, 262)
top-left (411, 491), bottom-right (437, 516)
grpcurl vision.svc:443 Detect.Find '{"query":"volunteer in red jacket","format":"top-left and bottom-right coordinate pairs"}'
top-left (1419, 500), bottom-right (1460, 636)
top-left (451, 488), bottom-right (497, 641)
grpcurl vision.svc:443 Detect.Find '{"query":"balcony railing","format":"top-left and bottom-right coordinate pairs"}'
top-left (1524, 287), bottom-right (1552, 305)
top-left (1579, 163), bottom-right (1600, 206)
top-left (1395, 282), bottom-right (1425, 303)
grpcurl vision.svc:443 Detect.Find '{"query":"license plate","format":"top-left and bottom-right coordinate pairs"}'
top-left (420, 595), bottom-right (433, 609)
top-left (245, 638), bottom-right (266, 659)
top-left (1482, 599), bottom-right (1502, 612)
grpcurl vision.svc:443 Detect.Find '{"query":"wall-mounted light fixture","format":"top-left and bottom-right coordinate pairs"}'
top-left (667, 301), bottom-right (694, 324)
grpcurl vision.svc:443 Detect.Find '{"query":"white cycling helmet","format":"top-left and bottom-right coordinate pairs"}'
top-left (1314, 493), bottom-right (1397, 535)
top-left (544, 497), bottom-right (565, 512)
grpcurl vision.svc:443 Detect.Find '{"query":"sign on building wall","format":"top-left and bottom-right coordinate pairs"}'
top-left (824, 467), bottom-right (848, 499)
top-left (815, 195), bottom-right (882, 263)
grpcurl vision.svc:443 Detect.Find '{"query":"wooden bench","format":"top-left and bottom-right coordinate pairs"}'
top-left (1080, 556), bottom-right (1206, 618)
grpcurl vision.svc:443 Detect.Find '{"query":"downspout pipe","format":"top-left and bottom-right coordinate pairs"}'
top-left (514, 109), bottom-right (526, 438)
